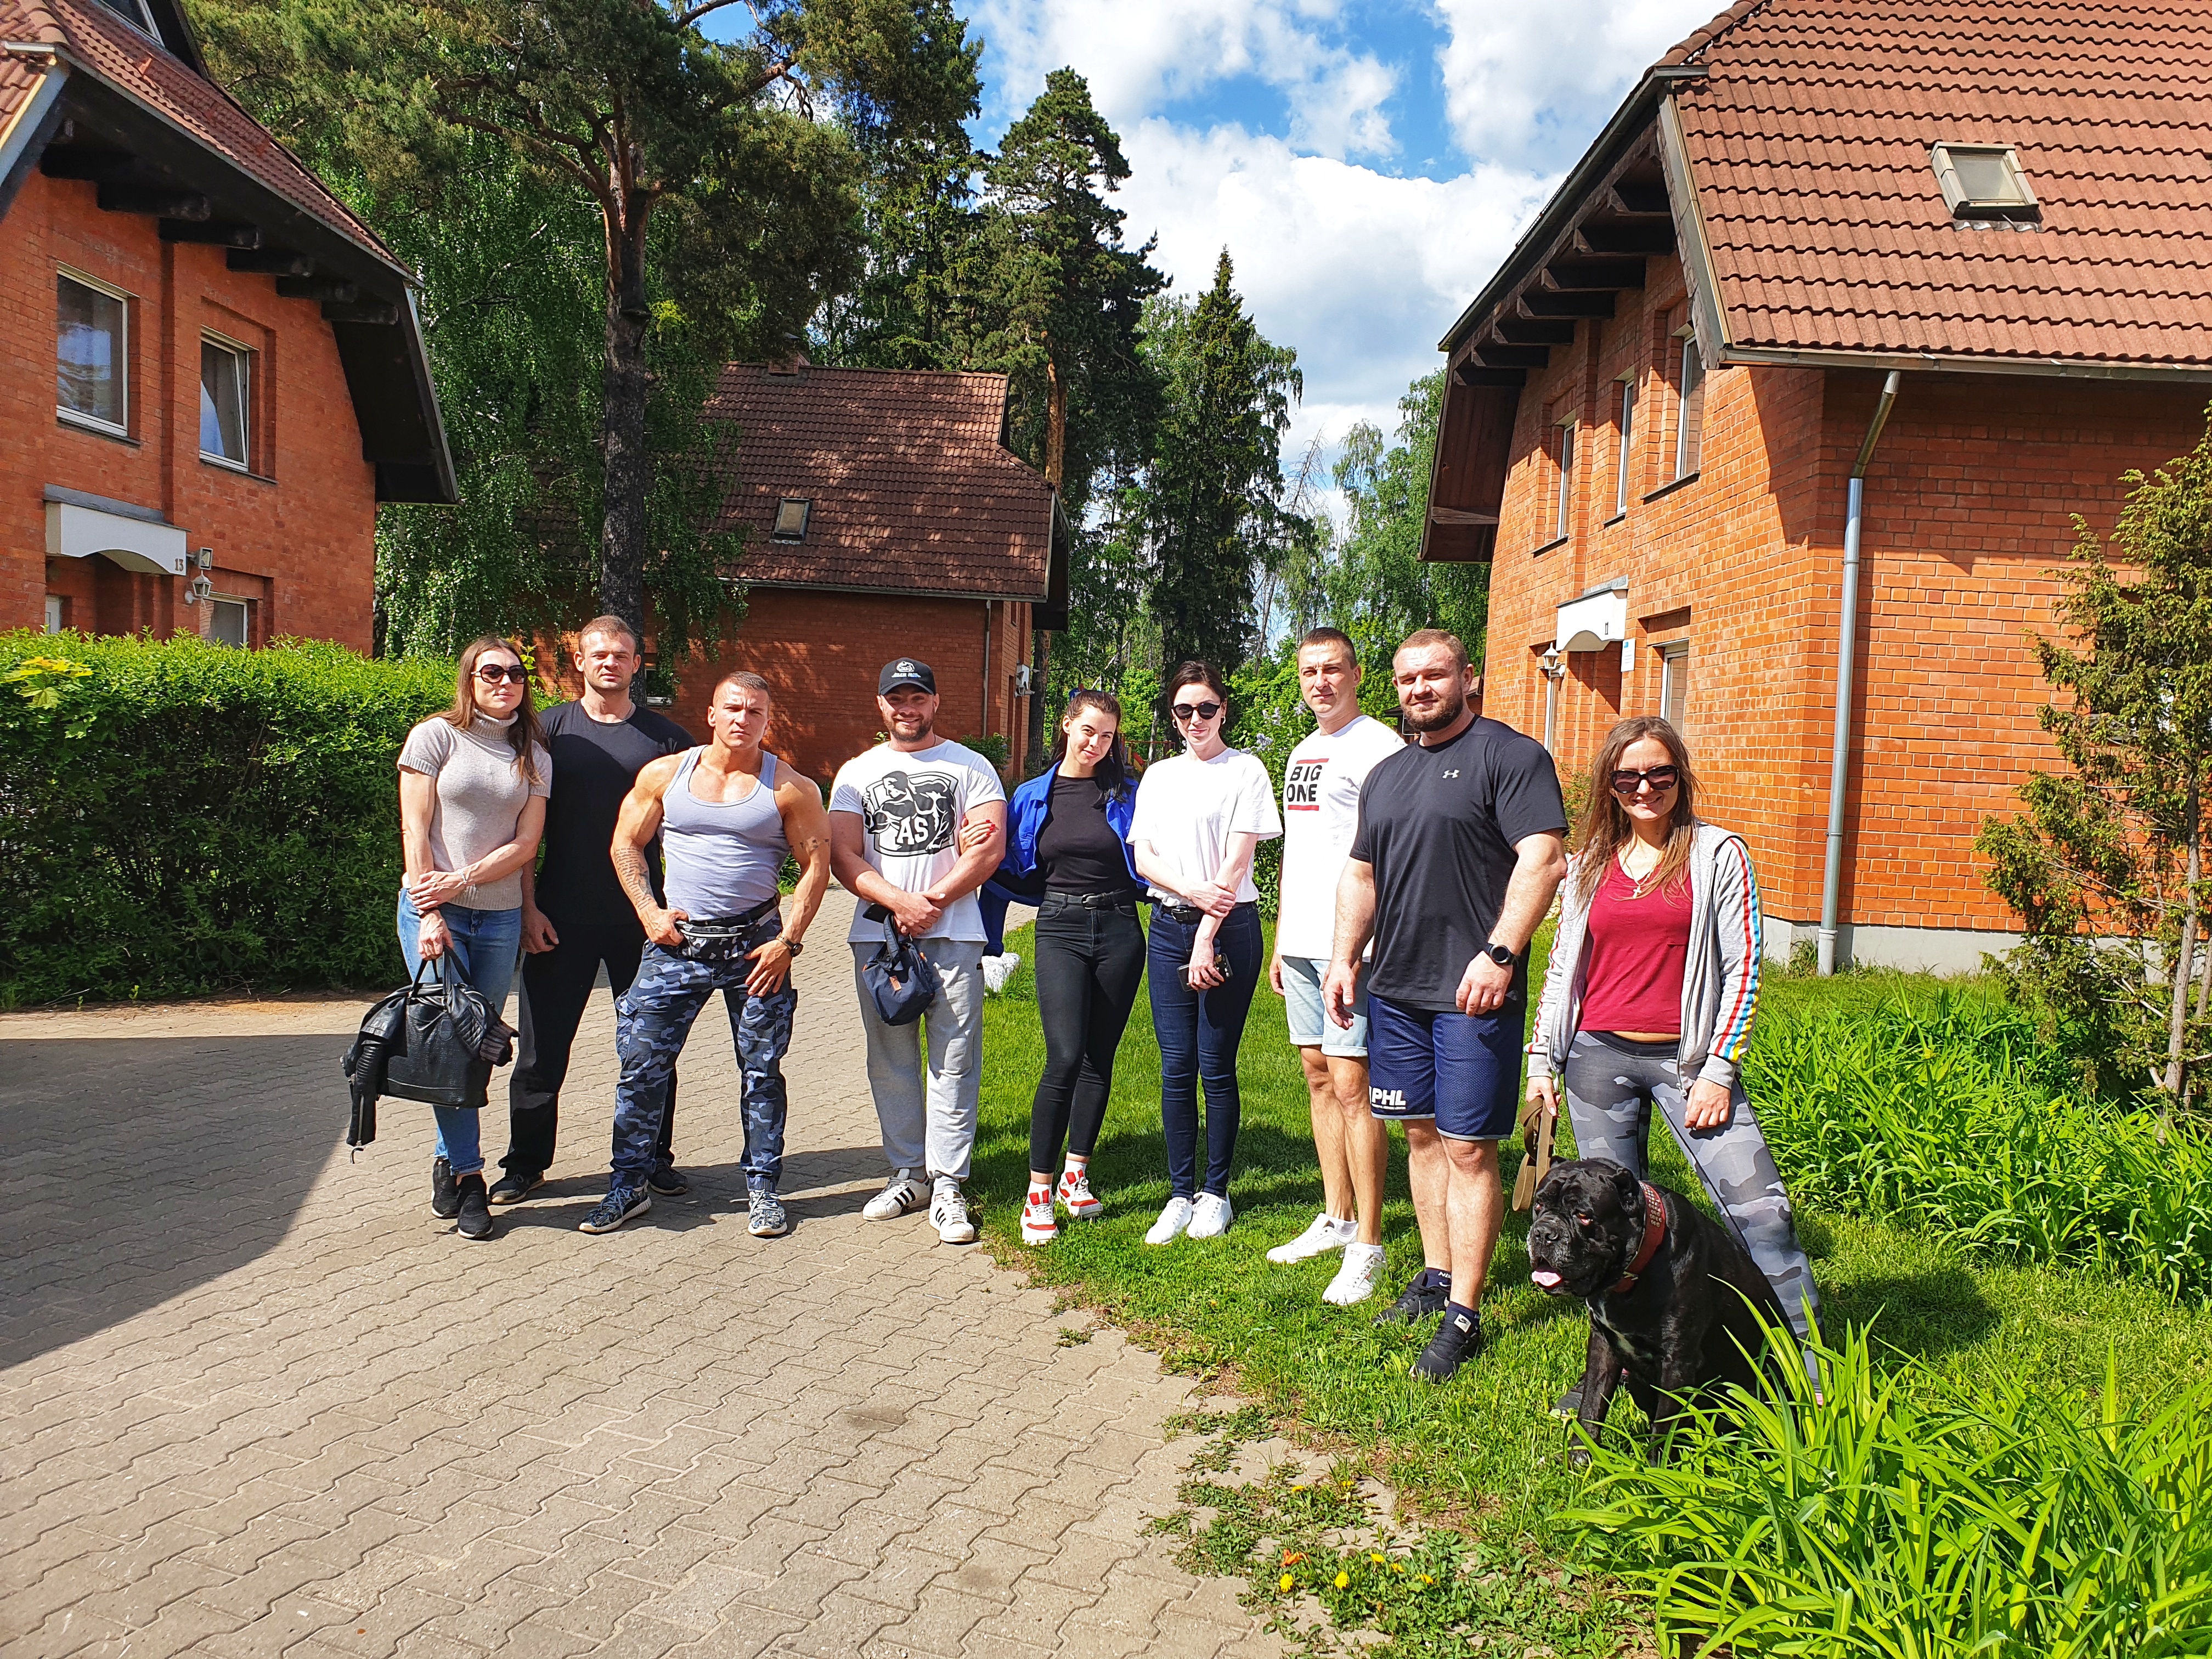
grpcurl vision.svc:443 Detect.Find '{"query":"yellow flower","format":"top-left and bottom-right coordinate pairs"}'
top-left (1333, 1572), bottom-right (1350, 1590)
top-left (1279, 1573), bottom-right (1294, 1592)
top-left (1369, 1552), bottom-right (1385, 1565)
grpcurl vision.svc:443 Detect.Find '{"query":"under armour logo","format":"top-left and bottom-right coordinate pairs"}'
top-left (1442, 769), bottom-right (1461, 778)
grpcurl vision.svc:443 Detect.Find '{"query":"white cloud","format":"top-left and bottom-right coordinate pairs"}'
top-left (970, 0), bottom-right (1399, 161)
top-left (1117, 120), bottom-right (1554, 466)
top-left (1430, 0), bottom-right (1721, 168)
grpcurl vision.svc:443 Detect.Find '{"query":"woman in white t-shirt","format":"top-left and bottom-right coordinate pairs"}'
top-left (1128, 661), bottom-right (1283, 1244)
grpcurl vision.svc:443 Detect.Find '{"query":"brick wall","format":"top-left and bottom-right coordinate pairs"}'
top-left (1480, 253), bottom-right (2207, 939)
top-left (2, 171), bottom-right (377, 647)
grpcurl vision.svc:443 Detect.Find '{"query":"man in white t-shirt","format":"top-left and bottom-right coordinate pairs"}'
top-left (1267, 629), bottom-right (1404, 1304)
top-left (830, 658), bottom-right (1009, 1244)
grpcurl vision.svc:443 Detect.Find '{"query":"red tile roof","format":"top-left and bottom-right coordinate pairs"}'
top-left (704, 364), bottom-right (1057, 600)
top-left (0, 0), bottom-right (400, 272)
top-left (1670, 0), bottom-right (2212, 369)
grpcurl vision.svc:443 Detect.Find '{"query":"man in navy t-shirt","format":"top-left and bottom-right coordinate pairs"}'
top-left (1326, 629), bottom-right (1568, 1383)
top-left (492, 617), bottom-right (691, 1204)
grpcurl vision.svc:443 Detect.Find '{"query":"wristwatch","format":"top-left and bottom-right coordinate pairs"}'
top-left (777, 936), bottom-right (804, 957)
top-left (1482, 942), bottom-right (1517, 968)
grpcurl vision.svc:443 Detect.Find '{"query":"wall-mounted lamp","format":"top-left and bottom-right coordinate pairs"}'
top-left (185, 575), bottom-right (213, 605)
top-left (196, 548), bottom-right (215, 570)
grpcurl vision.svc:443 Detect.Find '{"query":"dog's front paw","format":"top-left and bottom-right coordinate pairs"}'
top-left (1565, 1440), bottom-right (1593, 1470)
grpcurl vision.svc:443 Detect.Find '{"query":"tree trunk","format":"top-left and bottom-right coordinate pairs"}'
top-left (2165, 771), bottom-right (2202, 1100)
top-left (1045, 354), bottom-right (1067, 490)
top-left (598, 193), bottom-right (654, 634)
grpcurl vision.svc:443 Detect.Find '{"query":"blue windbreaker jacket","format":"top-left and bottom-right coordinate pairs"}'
top-left (989, 761), bottom-right (1142, 902)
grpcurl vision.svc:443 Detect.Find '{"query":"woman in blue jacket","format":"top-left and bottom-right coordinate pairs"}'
top-left (997, 689), bottom-right (1145, 1244)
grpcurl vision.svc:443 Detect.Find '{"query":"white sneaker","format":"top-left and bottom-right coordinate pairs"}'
top-left (1020, 1189), bottom-right (1058, 1245)
top-left (981, 952), bottom-right (1020, 994)
top-left (863, 1171), bottom-right (927, 1221)
top-left (1323, 1243), bottom-right (1387, 1306)
top-left (932, 1181), bottom-right (978, 1244)
top-left (1266, 1212), bottom-right (1358, 1265)
top-left (1186, 1192), bottom-right (1234, 1239)
top-left (1145, 1196), bottom-right (1195, 1245)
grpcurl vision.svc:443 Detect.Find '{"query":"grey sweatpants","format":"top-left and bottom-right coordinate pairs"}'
top-left (852, 940), bottom-right (984, 1184)
top-left (1561, 1031), bottom-right (1822, 1344)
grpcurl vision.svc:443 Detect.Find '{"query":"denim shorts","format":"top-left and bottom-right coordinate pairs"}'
top-left (1365, 991), bottom-right (1523, 1142)
top-left (1279, 955), bottom-right (1367, 1057)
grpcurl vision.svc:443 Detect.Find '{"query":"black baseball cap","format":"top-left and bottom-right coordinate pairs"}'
top-left (878, 658), bottom-right (936, 695)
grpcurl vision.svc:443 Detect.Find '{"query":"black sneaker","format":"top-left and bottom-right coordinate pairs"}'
top-left (579, 1186), bottom-right (652, 1235)
top-left (647, 1164), bottom-right (690, 1197)
top-left (488, 1168), bottom-right (544, 1205)
top-left (1373, 1274), bottom-right (1449, 1327)
top-left (430, 1156), bottom-right (459, 1220)
top-left (1413, 1308), bottom-right (1485, 1383)
top-left (455, 1175), bottom-right (495, 1242)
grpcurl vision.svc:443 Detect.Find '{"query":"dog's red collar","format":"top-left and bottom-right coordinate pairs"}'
top-left (1609, 1183), bottom-right (1668, 1293)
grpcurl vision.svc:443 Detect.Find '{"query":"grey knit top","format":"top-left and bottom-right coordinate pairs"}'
top-left (397, 714), bottom-right (552, 911)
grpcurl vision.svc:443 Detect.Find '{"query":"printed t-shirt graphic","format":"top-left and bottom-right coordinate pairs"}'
top-left (1277, 714), bottom-right (1403, 961)
top-left (830, 738), bottom-right (1007, 942)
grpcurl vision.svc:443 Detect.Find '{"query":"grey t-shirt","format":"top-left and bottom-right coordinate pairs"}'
top-left (397, 715), bottom-right (552, 911)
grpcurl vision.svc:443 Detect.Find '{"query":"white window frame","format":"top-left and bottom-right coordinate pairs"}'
top-left (1554, 420), bottom-right (1576, 543)
top-left (45, 596), bottom-right (65, 635)
top-left (56, 267), bottom-right (130, 438)
top-left (199, 331), bottom-right (253, 472)
top-left (93, 0), bottom-right (160, 36)
top-left (1612, 375), bottom-right (1635, 518)
top-left (1658, 641), bottom-right (1690, 732)
top-left (1672, 328), bottom-right (1705, 482)
top-left (208, 596), bottom-right (251, 648)
top-left (1930, 143), bottom-right (2039, 223)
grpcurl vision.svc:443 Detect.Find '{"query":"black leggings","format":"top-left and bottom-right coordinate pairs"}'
top-left (1029, 894), bottom-right (1147, 1173)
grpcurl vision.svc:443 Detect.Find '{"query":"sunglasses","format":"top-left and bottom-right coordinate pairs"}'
top-left (1611, 765), bottom-right (1679, 796)
top-left (1171, 700), bottom-right (1222, 723)
top-left (475, 663), bottom-right (529, 685)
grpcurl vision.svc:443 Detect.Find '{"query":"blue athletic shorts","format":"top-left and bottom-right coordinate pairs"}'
top-left (1365, 991), bottom-right (1525, 1143)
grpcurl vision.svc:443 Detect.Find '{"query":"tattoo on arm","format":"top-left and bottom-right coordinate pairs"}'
top-left (613, 843), bottom-right (658, 919)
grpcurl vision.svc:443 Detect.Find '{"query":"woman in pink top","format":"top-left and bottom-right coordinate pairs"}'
top-left (1530, 716), bottom-right (1821, 1376)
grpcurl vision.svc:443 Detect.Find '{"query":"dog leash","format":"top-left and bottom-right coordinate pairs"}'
top-left (1609, 1183), bottom-right (1670, 1293)
top-left (1510, 1095), bottom-right (1557, 1213)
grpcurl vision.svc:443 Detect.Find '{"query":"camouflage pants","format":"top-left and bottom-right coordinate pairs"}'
top-left (1562, 1031), bottom-right (1822, 1344)
top-left (612, 939), bottom-right (796, 1190)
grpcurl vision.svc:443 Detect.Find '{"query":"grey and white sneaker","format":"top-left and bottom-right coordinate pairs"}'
top-left (579, 1184), bottom-right (651, 1234)
top-left (748, 1188), bottom-right (790, 1238)
top-left (931, 1181), bottom-right (978, 1244)
top-left (863, 1171), bottom-right (928, 1221)
top-left (1145, 1195), bottom-right (1195, 1245)
top-left (1267, 1211), bottom-right (1357, 1264)
top-left (1323, 1243), bottom-right (1387, 1306)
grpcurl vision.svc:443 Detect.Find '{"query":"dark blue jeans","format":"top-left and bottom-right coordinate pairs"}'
top-left (611, 936), bottom-right (796, 1191)
top-left (1146, 902), bottom-right (1263, 1200)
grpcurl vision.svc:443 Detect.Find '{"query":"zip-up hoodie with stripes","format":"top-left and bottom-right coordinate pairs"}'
top-left (1532, 822), bottom-right (1764, 1092)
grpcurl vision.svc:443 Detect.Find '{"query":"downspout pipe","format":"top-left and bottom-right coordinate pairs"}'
top-left (1818, 370), bottom-right (1902, 976)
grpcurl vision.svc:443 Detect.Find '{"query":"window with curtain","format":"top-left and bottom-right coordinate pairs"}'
top-left (58, 273), bottom-right (128, 433)
top-left (200, 337), bottom-right (251, 467)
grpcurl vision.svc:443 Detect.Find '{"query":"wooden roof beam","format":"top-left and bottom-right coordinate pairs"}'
top-left (1494, 315), bottom-right (1578, 346)
top-left (1575, 221), bottom-right (1674, 256)
top-left (1519, 290), bottom-right (1617, 319)
top-left (1470, 342), bottom-right (1551, 369)
top-left (1542, 257), bottom-right (1646, 291)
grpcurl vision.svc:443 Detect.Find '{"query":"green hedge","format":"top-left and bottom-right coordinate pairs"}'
top-left (0, 632), bottom-right (458, 1006)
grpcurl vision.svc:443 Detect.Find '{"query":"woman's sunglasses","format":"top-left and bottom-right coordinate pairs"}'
top-left (1611, 764), bottom-right (1679, 796)
top-left (475, 663), bottom-right (529, 685)
top-left (1171, 700), bottom-right (1222, 723)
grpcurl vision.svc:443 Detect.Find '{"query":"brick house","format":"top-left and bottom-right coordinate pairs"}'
top-left (1424, 0), bottom-right (2212, 972)
top-left (664, 360), bottom-right (1065, 791)
top-left (0, 0), bottom-right (453, 650)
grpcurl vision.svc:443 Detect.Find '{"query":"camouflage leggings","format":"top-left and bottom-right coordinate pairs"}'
top-left (1562, 1031), bottom-right (1821, 1344)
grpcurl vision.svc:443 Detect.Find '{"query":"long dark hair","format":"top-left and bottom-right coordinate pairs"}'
top-left (1573, 716), bottom-right (1699, 904)
top-left (1053, 687), bottom-right (1133, 797)
top-left (443, 635), bottom-right (545, 787)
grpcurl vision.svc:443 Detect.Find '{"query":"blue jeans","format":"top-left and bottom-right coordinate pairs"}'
top-left (1146, 902), bottom-right (1263, 1200)
top-left (396, 892), bottom-right (521, 1177)
top-left (612, 936), bottom-right (797, 1190)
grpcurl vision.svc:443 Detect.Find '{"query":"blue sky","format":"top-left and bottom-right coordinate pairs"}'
top-left (962, 0), bottom-right (1726, 516)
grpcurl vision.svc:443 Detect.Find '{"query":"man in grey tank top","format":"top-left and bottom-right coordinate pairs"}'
top-left (578, 672), bottom-right (833, 1238)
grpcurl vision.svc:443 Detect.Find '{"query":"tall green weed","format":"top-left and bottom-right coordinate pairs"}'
top-left (1748, 996), bottom-right (2212, 1300)
top-left (1571, 1328), bottom-right (2212, 1656)
top-left (0, 631), bottom-right (455, 1005)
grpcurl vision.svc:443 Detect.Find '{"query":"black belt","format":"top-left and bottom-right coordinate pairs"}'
top-left (679, 895), bottom-right (781, 939)
top-left (1042, 889), bottom-right (1138, 910)
top-left (1156, 900), bottom-right (1254, 926)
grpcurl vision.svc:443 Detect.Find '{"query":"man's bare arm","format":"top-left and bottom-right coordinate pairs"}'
top-left (775, 774), bottom-right (833, 944)
top-left (612, 753), bottom-right (683, 934)
top-left (1489, 833), bottom-right (1568, 955)
top-left (926, 801), bottom-right (1009, 906)
top-left (830, 811), bottom-right (917, 911)
top-left (1330, 859), bottom-right (1379, 972)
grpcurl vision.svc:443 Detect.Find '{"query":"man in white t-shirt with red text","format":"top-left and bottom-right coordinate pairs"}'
top-left (1267, 628), bottom-right (1404, 1304)
top-left (830, 659), bottom-right (1008, 1244)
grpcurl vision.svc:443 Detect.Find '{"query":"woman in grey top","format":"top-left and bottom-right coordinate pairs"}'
top-left (397, 636), bottom-right (551, 1240)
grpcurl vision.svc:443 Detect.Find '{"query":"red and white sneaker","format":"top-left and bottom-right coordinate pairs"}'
top-left (1056, 1167), bottom-right (1103, 1221)
top-left (1021, 1190), bottom-right (1059, 1245)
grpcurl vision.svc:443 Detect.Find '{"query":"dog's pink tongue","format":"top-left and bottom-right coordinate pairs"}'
top-left (1530, 1269), bottom-right (1564, 1289)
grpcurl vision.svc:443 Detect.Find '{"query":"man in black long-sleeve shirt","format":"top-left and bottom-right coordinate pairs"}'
top-left (491, 617), bottom-right (692, 1204)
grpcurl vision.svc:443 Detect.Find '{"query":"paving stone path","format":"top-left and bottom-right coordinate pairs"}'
top-left (1, 894), bottom-right (1284, 1658)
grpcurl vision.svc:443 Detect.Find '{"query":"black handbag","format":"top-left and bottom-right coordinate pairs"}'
top-left (342, 959), bottom-right (516, 1148)
top-left (862, 918), bottom-right (940, 1026)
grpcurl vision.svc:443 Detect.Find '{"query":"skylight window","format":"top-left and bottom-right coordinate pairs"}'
top-left (771, 497), bottom-right (811, 542)
top-left (93, 0), bottom-right (159, 36)
top-left (1931, 144), bottom-right (2040, 225)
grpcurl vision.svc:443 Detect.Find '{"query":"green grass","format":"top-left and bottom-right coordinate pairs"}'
top-left (970, 918), bottom-right (2212, 1651)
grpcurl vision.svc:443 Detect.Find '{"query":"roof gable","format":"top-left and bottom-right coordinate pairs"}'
top-left (704, 364), bottom-right (1060, 603)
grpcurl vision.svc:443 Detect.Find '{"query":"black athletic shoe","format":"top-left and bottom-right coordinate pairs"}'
top-left (1551, 1386), bottom-right (1584, 1421)
top-left (1413, 1308), bottom-right (1485, 1383)
top-left (579, 1186), bottom-right (652, 1235)
top-left (455, 1175), bottom-right (495, 1242)
top-left (488, 1168), bottom-right (544, 1205)
top-left (430, 1156), bottom-right (460, 1220)
top-left (647, 1164), bottom-right (690, 1197)
top-left (1372, 1274), bottom-right (1449, 1327)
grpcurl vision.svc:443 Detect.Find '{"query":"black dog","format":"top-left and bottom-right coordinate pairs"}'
top-left (1526, 1157), bottom-right (1786, 1461)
